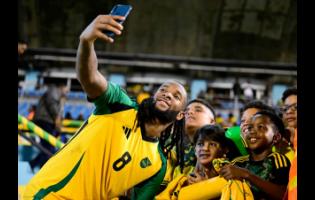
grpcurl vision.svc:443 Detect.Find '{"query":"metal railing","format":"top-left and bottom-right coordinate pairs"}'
top-left (22, 47), bottom-right (297, 76)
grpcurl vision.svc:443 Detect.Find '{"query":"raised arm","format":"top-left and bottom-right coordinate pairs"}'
top-left (76, 15), bottom-right (125, 99)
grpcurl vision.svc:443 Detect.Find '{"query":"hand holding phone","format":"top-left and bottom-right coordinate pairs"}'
top-left (104, 4), bottom-right (132, 38)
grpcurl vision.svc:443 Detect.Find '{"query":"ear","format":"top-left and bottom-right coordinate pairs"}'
top-left (176, 111), bottom-right (185, 120)
top-left (272, 132), bottom-right (282, 144)
top-left (209, 118), bottom-right (216, 125)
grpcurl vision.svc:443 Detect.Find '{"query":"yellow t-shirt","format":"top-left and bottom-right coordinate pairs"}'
top-left (23, 82), bottom-right (166, 200)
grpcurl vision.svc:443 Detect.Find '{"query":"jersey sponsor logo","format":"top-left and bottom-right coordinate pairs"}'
top-left (122, 126), bottom-right (131, 139)
top-left (140, 157), bottom-right (152, 168)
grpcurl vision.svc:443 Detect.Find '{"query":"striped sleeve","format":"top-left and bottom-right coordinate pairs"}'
top-left (268, 152), bottom-right (290, 185)
top-left (268, 152), bottom-right (290, 169)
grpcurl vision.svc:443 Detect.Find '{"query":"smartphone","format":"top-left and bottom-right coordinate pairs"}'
top-left (104, 4), bottom-right (132, 38)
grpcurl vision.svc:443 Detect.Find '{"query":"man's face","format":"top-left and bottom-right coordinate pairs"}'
top-left (240, 108), bottom-right (260, 138)
top-left (153, 82), bottom-right (187, 113)
top-left (282, 95), bottom-right (297, 128)
top-left (243, 115), bottom-right (278, 151)
top-left (184, 102), bottom-right (215, 134)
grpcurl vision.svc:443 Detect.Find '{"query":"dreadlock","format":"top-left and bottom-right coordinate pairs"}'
top-left (134, 97), bottom-right (186, 158)
top-left (177, 130), bottom-right (189, 173)
top-left (159, 118), bottom-right (185, 157)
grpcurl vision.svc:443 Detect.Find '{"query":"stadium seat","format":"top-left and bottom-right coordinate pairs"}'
top-left (18, 161), bottom-right (35, 185)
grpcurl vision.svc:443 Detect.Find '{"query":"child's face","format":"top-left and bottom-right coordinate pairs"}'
top-left (243, 115), bottom-right (278, 151)
top-left (240, 108), bottom-right (260, 137)
top-left (195, 137), bottom-right (224, 167)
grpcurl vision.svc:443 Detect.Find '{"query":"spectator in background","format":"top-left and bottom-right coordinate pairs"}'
top-left (233, 77), bottom-right (242, 98)
top-left (27, 105), bottom-right (37, 121)
top-left (226, 112), bottom-right (237, 127)
top-left (77, 113), bottom-right (84, 121)
top-left (280, 87), bottom-right (297, 145)
top-left (204, 88), bottom-right (214, 103)
top-left (197, 90), bottom-right (206, 99)
top-left (18, 40), bottom-right (28, 56)
top-left (215, 113), bottom-right (225, 127)
top-left (18, 39), bottom-right (29, 70)
top-left (137, 85), bottom-right (151, 104)
top-left (64, 111), bottom-right (73, 120)
top-left (243, 80), bottom-right (254, 102)
top-left (29, 83), bottom-right (69, 171)
top-left (280, 87), bottom-right (297, 200)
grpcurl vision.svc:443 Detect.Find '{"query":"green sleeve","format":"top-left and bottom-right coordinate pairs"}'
top-left (89, 82), bottom-right (137, 115)
top-left (131, 145), bottom-right (167, 200)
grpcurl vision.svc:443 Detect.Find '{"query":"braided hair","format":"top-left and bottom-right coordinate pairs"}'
top-left (159, 118), bottom-right (185, 157)
top-left (177, 131), bottom-right (189, 173)
top-left (134, 97), bottom-right (186, 158)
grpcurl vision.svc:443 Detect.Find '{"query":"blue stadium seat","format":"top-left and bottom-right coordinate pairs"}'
top-left (18, 102), bottom-right (30, 117)
top-left (66, 92), bottom-right (86, 100)
top-left (64, 104), bottom-right (71, 113)
top-left (78, 92), bottom-right (87, 100)
top-left (83, 107), bottom-right (93, 119)
top-left (67, 92), bottom-right (77, 99)
top-left (72, 108), bottom-right (81, 119)
top-left (18, 161), bottom-right (35, 185)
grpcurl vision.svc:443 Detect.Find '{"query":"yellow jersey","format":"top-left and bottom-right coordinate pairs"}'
top-left (23, 82), bottom-right (166, 200)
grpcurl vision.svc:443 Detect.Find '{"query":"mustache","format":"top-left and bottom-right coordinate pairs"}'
top-left (138, 97), bottom-right (179, 125)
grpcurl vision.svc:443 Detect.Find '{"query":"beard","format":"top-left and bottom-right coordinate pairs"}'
top-left (137, 97), bottom-right (179, 125)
